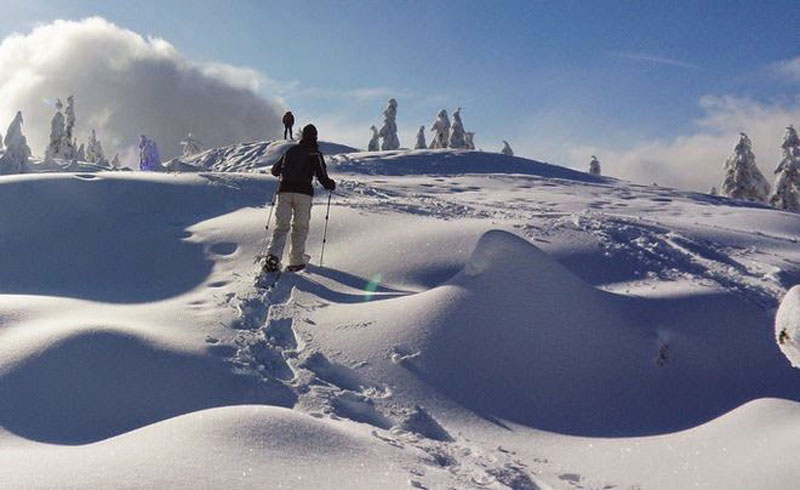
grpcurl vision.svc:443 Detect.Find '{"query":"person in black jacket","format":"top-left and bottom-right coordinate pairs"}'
top-left (282, 111), bottom-right (294, 140)
top-left (265, 124), bottom-right (335, 272)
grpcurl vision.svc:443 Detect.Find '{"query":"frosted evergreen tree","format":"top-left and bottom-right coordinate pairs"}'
top-left (465, 132), bottom-right (475, 150)
top-left (770, 126), bottom-right (800, 212)
top-left (710, 186), bottom-right (718, 196)
top-left (501, 140), bottom-right (514, 156)
top-left (721, 133), bottom-right (770, 202)
top-left (429, 109), bottom-right (450, 149)
top-left (138, 135), bottom-right (162, 171)
top-left (180, 132), bottom-right (203, 158)
top-left (0, 111), bottom-right (32, 174)
top-left (449, 108), bottom-right (468, 149)
top-left (65, 96), bottom-right (76, 147)
top-left (378, 98), bottom-right (400, 150)
top-left (76, 143), bottom-right (86, 162)
top-left (45, 99), bottom-right (67, 160)
top-left (414, 125), bottom-right (427, 149)
top-left (86, 129), bottom-right (107, 165)
top-left (589, 155), bottom-right (601, 176)
top-left (368, 125), bottom-right (380, 152)
top-left (110, 153), bottom-right (120, 169)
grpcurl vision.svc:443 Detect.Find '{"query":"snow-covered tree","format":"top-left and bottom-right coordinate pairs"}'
top-left (501, 140), bottom-right (514, 156)
top-left (429, 109), bottom-right (450, 149)
top-left (414, 125), bottom-right (427, 150)
top-left (45, 99), bottom-right (66, 160)
top-left (85, 129), bottom-right (107, 165)
top-left (465, 132), bottom-right (475, 150)
top-left (770, 126), bottom-right (800, 212)
top-left (449, 108), bottom-right (468, 149)
top-left (0, 111), bottom-right (32, 174)
top-left (710, 186), bottom-right (718, 196)
top-left (76, 143), bottom-right (86, 162)
top-left (589, 155), bottom-right (601, 176)
top-left (139, 135), bottom-right (162, 171)
top-left (721, 133), bottom-right (770, 202)
top-left (368, 125), bottom-right (380, 152)
top-left (65, 96), bottom-right (76, 145)
top-left (180, 132), bottom-right (203, 158)
top-left (378, 98), bottom-right (400, 150)
top-left (110, 153), bottom-right (120, 169)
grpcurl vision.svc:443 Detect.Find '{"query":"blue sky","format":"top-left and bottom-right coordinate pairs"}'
top-left (3, 0), bottom-right (800, 188)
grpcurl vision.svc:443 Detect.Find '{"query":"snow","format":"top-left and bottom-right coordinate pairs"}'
top-left (1, 145), bottom-right (799, 489)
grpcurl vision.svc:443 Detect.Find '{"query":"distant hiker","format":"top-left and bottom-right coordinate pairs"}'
top-left (265, 124), bottom-right (336, 272)
top-left (282, 111), bottom-right (295, 140)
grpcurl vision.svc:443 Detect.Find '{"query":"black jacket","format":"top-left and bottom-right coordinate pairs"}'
top-left (271, 140), bottom-right (335, 196)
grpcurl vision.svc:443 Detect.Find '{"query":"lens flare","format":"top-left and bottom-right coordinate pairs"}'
top-left (364, 273), bottom-right (382, 301)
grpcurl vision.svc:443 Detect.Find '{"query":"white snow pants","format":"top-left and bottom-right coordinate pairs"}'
top-left (267, 192), bottom-right (313, 266)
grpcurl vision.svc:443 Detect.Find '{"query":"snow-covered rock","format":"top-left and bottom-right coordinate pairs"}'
top-left (777, 286), bottom-right (800, 368)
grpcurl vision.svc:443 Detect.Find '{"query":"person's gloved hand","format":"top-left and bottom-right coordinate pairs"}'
top-left (324, 179), bottom-right (336, 191)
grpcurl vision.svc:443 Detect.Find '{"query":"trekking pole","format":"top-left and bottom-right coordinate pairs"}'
top-left (319, 190), bottom-right (333, 267)
top-left (255, 183), bottom-right (278, 264)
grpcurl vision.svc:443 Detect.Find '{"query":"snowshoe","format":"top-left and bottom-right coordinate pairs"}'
top-left (263, 254), bottom-right (281, 273)
top-left (285, 264), bottom-right (306, 273)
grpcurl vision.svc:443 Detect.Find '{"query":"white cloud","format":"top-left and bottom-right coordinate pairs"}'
top-left (560, 96), bottom-right (799, 191)
top-left (611, 51), bottom-right (700, 70)
top-left (0, 17), bottom-right (284, 164)
top-left (771, 56), bottom-right (800, 81)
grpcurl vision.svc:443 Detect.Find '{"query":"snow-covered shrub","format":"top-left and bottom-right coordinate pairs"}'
top-left (86, 129), bottom-right (107, 165)
top-left (589, 155), bottom-right (601, 176)
top-left (501, 140), bottom-right (513, 156)
top-left (721, 133), bottom-right (770, 202)
top-left (414, 125), bottom-right (427, 150)
top-left (180, 133), bottom-right (203, 158)
top-left (368, 125), bottom-right (380, 152)
top-left (465, 131), bottom-right (476, 150)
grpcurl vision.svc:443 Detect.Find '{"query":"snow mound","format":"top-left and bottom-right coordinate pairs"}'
top-left (0, 325), bottom-right (294, 444)
top-left (328, 149), bottom-right (606, 181)
top-left (164, 140), bottom-right (359, 173)
top-left (311, 230), bottom-right (800, 436)
top-left (776, 285), bottom-right (800, 367)
top-left (0, 406), bottom-right (416, 489)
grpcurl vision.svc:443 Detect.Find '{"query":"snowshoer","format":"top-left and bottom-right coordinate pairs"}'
top-left (264, 124), bottom-right (335, 273)
top-left (282, 111), bottom-right (295, 140)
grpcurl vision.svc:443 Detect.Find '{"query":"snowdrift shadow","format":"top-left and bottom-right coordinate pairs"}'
top-left (331, 149), bottom-right (608, 183)
top-left (386, 230), bottom-right (800, 436)
top-left (0, 327), bottom-right (296, 444)
top-left (294, 266), bottom-right (410, 303)
top-left (0, 174), bottom-right (270, 303)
